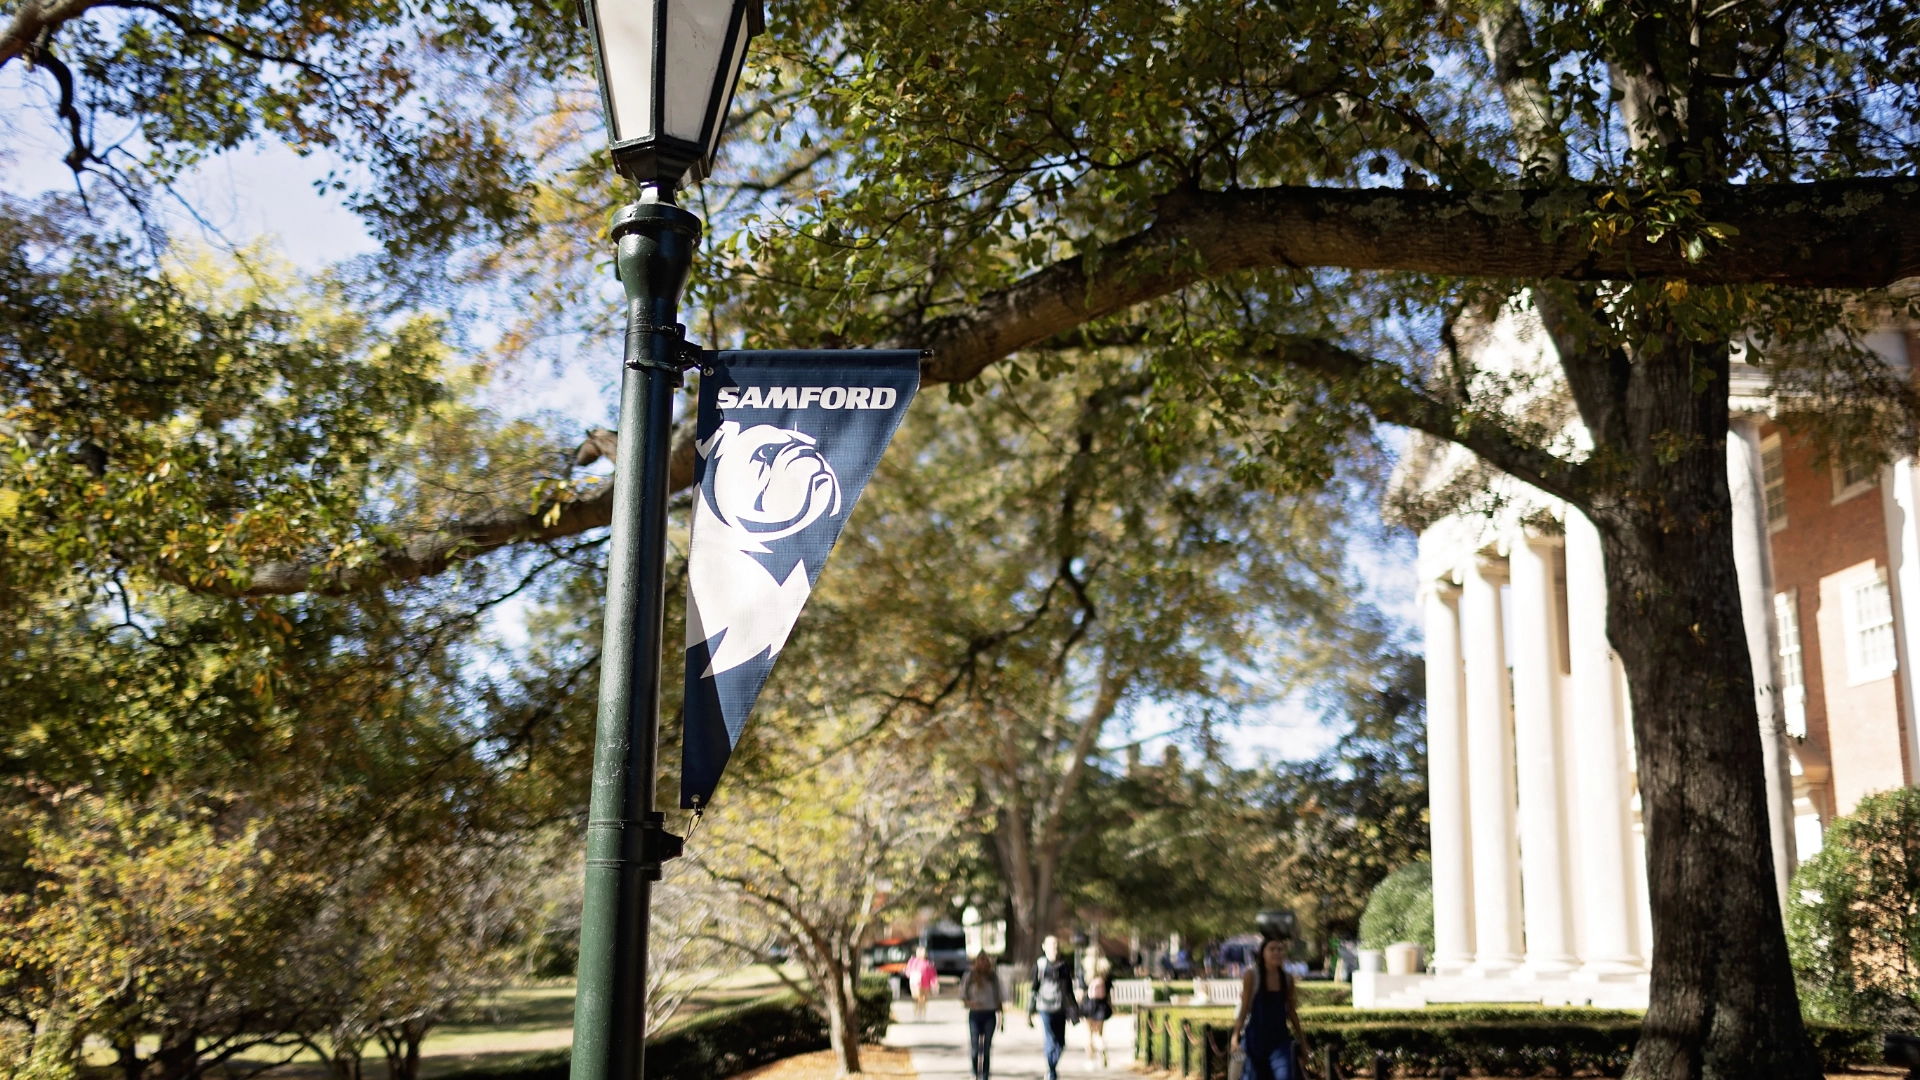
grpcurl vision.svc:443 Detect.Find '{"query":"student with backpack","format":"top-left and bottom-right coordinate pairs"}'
top-left (1026, 935), bottom-right (1079, 1080)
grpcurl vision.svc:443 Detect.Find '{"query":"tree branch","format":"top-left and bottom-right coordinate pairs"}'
top-left (228, 176), bottom-right (1912, 595)
top-left (228, 485), bottom-right (615, 596)
top-left (229, 425), bottom-right (696, 596)
top-left (1476, 0), bottom-right (1564, 179)
top-left (1263, 335), bottom-right (1591, 504)
top-left (0, 0), bottom-right (106, 69)
top-left (1471, 3), bottom-right (1636, 471)
top-left (1037, 660), bottom-right (1128, 854)
top-left (903, 179), bottom-right (1920, 386)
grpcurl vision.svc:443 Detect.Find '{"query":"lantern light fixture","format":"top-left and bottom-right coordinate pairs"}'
top-left (580, 0), bottom-right (765, 189)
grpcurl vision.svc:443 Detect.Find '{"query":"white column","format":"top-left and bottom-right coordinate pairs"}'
top-left (1728, 418), bottom-right (1797, 906)
top-left (1564, 511), bottom-right (1642, 975)
top-left (1508, 534), bottom-right (1577, 975)
top-left (1882, 457), bottom-right (1920, 788)
top-left (1424, 581), bottom-right (1475, 975)
top-left (1461, 554), bottom-right (1524, 974)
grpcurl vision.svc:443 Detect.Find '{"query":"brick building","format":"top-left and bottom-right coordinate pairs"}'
top-left (1756, 329), bottom-right (1920, 834)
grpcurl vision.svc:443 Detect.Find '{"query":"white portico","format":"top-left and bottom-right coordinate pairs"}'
top-left (1356, 306), bottom-right (1831, 1010)
top-left (1356, 498), bottom-right (1657, 1009)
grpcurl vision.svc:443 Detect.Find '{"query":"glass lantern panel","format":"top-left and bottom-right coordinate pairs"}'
top-left (598, 0), bottom-right (658, 143)
top-left (704, 7), bottom-right (751, 159)
top-left (664, 0), bottom-right (733, 143)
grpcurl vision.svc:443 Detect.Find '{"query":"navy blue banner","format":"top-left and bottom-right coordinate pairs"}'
top-left (681, 350), bottom-right (921, 809)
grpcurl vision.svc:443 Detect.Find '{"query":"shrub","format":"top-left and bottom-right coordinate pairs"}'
top-left (1358, 860), bottom-right (1434, 955)
top-left (1132, 1004), bottom-right (1874, 1078)
top-left (1295, 983), bottom-right (1351, 1008)
top-left (436, 982), bottom-right (893, 1080)
top-left (1315, 1016), bottom-right (1870, 1077)
top-left (1788, 785), bottom-right (1920, 1030)
top-left (854, 975), bottom-right (893, 1040)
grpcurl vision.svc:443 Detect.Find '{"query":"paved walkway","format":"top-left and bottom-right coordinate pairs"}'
top-left (886, 1000), bottom-right (1137, 1080)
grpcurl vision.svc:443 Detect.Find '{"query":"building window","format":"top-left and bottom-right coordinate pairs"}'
top-left (1832, 455), bottom-right (1879, 504)
top-left (1761, 435), bottom-right (1787, 532)
top-left (1843, 568), bottom-right (1898, 684)
top-left (1774, 590), bottom-right (1808, 738)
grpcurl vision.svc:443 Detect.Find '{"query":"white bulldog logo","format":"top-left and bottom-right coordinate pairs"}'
top-left (687, 422), bottom-right (843, 676)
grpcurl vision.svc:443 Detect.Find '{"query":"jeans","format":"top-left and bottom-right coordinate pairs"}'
top-left (1241, 1041), bottom-right (1298, 1080)
top-left (968, 1010), bottom-right (997, 1080)
top-left (1038, 1011), bottom-right (1068, 1079)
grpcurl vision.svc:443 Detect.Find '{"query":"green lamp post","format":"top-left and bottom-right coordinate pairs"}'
top-left (570, 4), bottom-right (761, 1080)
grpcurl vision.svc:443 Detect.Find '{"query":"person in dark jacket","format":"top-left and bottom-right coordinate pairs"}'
top-left (1231, 932), bottom-right (1308, 1080)
top-left (1026, 935), bottom-right (1078, 1080)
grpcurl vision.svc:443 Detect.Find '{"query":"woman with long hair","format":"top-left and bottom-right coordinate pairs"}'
top-left (1080, 953), bottom-right (1114, 1069)
top-left (1231, 933), bottom-right (1308, 1080)
top-left (960, 952), bottom-right (1006, 1080)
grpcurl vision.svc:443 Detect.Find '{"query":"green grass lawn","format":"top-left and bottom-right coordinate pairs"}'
top-left (415, 966), bottom-right (807, 1076)
top-left (131, 965), bottom-right (813, 1079)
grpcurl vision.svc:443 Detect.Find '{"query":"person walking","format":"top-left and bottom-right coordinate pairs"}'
top-left (1231, 932), bottom-right (1308, 1080)
top-left (960, 952), bottom-right (1006, 1080)
top-left (906, 945), bottom-right (939, 1021)
top-left (1080, 954), bottom-right (1114, 1069)
top-left (1027, 935), bottom-right (1078, 1080)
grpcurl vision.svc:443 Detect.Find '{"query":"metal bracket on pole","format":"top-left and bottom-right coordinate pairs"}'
top-left (624, 319), bottom-right (711, 377)
top-left (637, 811), bottom-right (684, 880)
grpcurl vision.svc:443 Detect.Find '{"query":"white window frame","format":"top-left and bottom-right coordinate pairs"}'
top-left (1832, 457), bottom-right (1879, 505)
top-left (1840, 564), bottom-right (1899, 685)
top-left (1761, 434), bottom-right (1787, 533)
top-left (1774, 590), bottom-right (1808, 738)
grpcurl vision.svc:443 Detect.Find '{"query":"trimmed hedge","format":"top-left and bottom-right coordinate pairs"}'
top-left (1295, 984), bottom-right (1351, 1009)
top-left (1133, 1004), bottom-right (1875, 1078)
top-left (440, 982), bottom-right (893, 1080)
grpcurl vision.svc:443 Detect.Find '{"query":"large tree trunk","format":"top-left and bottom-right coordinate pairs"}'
top-left (149, 1029), bottom-right (198, 1080)
top-left (821, 966), bottom-right (863, 1076)
top-left (322, 1035), bottom-right (365, 1080)
top-left (991, 804), bottom-right (1063, 967)
top-left (987, 675), bottom-right (1126, 967)
top-left (1580, 331), bottom-right (1822, 1080)
top-left (1469, 0), bottom-right (1820, 1064)
top-left (115, 1040), bottom-right (144, 1080)
top-left (378, 1019), bottom-right (427, 1080)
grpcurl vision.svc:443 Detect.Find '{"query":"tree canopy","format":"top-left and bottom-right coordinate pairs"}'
top-left (0, 207), bottom-right (581, 1080)
top-left (13, 0), bottom-right (1920, 1075)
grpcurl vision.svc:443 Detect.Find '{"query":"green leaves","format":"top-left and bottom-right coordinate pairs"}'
top-left (0, 205), bottom-right (567, 1070)
top-left (0, 202), bottom-right (448, 596)
top-left (1789, 786), bottom-right (1920, 1031)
